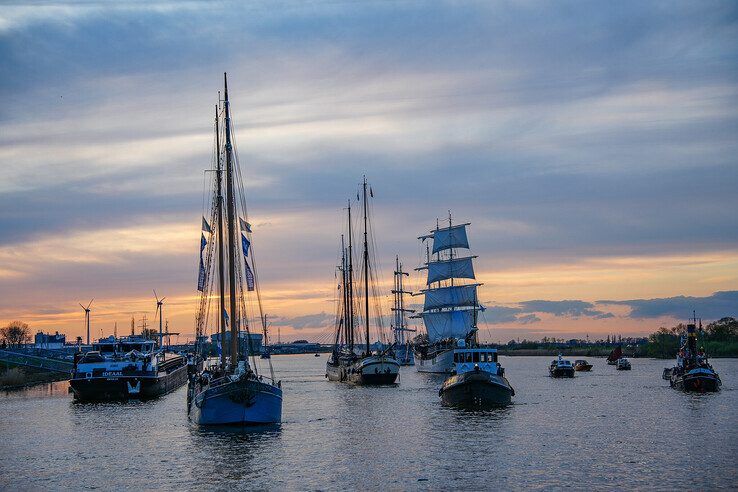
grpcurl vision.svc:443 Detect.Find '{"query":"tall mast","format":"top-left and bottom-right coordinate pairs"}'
top-left (341, 234), bottom-right (350, 347)
top-left (347, 200), bottom-right (355, 352)
top-left (362, 177), bottom-right (370, 355)
top-left (223, 72), bottom-right (239, 371)
top-left (215, 104), bottom-right (227, 369)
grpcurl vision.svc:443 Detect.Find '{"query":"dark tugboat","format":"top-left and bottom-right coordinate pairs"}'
top-left (549, 354), bottom-right (575, 378)
top-left (70, 336), bottom-right (188, 401)
top-left (439, 342), bottom-right (514, 407)
top-left (574, 359), bottom-right (593, 371)
top-left (665, 313), bottom-right (721, 393)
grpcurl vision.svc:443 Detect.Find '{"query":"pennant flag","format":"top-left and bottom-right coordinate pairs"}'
top-left (202, 216), bottom-right (212, 233)
top-left (223, 308), bottom-right (229, 326)
top-left (239, 217), bottom-right (252, 233)
top-left (370, 186), bottom-right (373, 197)
top-left (197, 258), bottom-right (206, 291)
top-left (357, 192), bottom-right (360, 201)
top-left (200, 234), bottom-right (207, 252)
top-left (241, 233), bottom-right (250, 257)
top-left (245, 260), bottom-right (255, 291)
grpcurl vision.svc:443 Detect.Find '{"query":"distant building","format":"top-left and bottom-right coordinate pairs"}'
top-left (210, 331), bottom-right (263, 356)
top-left (34, 331), bottom-right (66, 349)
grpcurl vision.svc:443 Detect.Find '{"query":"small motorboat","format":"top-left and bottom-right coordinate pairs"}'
top-left (574, 359), bottom-right (593, 371)
top-left (616, 357), bottom-right (631, 370)
top-left (439, 343), bottom-right (514, 408)
top-left (549, 355), bottom-right (575, 378)
top-left (666, 314), bottom-right (721, 392)
top-left (314, 353), bottom-right (320, 357)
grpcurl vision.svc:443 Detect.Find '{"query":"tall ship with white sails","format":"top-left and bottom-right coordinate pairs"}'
top-left (413, 216), bottom-right (483, 374)
top-left (326, 178), bottom-right (400, 385)
top-left (187, 73), bottom-right (282, 425)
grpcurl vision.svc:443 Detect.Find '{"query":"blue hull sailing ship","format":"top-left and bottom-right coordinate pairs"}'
top-left (413, 217), bottom-right (483, 374)
top-left (391, 256), bottom-right (415, 365)
top-left (187, 74), bottom-right (282, 425)
top-left (326, 178), bottom-right (400, 385)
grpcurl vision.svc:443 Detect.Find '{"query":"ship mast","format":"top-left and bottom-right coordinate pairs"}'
top-left (223, 73), bottom-right (239, 371)
top-left (347, 200), bottom-right (355, 353)
top-left (362, 177), bottom-right (370, 356)
top-left (215, 104), bottom-right (227, 370)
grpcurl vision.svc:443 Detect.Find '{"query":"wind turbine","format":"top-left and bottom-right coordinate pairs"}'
top-left (154, 290), bottom-right (166, 347)
top-left (79, 299), bottom-right (93, 345)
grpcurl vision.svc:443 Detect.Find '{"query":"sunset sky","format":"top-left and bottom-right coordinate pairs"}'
top-left (0, 1), bottom-right (736, 343)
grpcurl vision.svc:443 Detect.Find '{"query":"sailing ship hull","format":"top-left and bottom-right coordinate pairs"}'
top-left (549, 367), bottom-right (575, 378)
top-left (70, 361), bottom-right (188, 401)
top-left (348, 355), bottom-right (400, 385)
top-left (188, 376), bottom-right (282, 425)
top-left (326, 358), bottom-right (353, 382)
top-left (415, 348), bottom-right (454, 374)
top-left (670, 369), bottom-right (721, 393)
top-left (439, 370), bottom-right (514, 408)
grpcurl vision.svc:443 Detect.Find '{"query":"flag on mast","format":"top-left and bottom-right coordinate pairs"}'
top-left (202, 217), bottom-right (212, 233)
top-left (239, 217), bottom-right (252, 233)
top-left (197, 258), bottom-right (206, 292)
top-left (245, 260), bottom-right (255, 291)
top-left (241, 233), bottom-right (250, 257)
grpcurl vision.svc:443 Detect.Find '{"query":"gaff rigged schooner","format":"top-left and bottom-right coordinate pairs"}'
top-left (326, 178), bottom-right (400, 385)
top-left (413, 216), bottom-right (483, 374)
top-left (187, 73), bottom-right (282, 425)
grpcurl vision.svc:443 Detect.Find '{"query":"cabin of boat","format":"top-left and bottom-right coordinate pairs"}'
top-left (70, 336), bottom-right (188, 401)
top-left (549, 355), bottom-right (575, 378)
top-left (439, 344), bottom-right (514, 407)
top-left (574, 359), bottom-right (593, 371)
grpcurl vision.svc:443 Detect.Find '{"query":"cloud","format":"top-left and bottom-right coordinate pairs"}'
top-left (600, 291), bottom-right (738, 320)
top-left (483, 299), bottom-right (612, 324)
top-left (0, 1), bottom-right (737, 337)
top-left (273, 312), bottom-right (333, 330)
top-left (518, 300), bottom-right (614, 318)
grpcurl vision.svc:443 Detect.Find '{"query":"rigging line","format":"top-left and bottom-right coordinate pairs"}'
top-left (229, 114), bottom-right (277, 382)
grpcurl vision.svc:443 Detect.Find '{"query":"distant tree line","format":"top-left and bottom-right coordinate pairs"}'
top-left (644, 317), bottom-right (738, 358)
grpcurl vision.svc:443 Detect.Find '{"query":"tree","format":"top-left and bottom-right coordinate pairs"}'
top-left (704, 317), bottom-right (738, 342)
top-left (1, 321), bottom-right (31, 348)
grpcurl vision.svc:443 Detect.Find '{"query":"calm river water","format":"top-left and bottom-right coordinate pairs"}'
top-left (1, 355), bottom-right (736, 490)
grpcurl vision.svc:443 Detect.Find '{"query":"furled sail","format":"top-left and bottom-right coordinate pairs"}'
top-left (426, 256), bottom-right (475, 285)
top-left (421, 310), bottom-right (475, 342)
top-left (423, 284), bottom-right (478, 311)
top-left (430, 224), bottom-right (469, 254)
